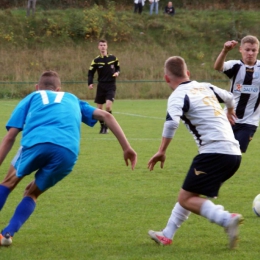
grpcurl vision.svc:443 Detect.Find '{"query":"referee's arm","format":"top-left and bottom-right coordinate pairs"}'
top-left (88, 61), bottom-right (97, 86)
top-left (115, 57), bottom-right (120, 74)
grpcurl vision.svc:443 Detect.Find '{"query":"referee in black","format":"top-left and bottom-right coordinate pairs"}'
top-left (88, 39), bottom-right (120, 134)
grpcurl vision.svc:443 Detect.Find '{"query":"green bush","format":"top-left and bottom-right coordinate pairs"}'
top-left (0, 3), bottom-right (134, 46)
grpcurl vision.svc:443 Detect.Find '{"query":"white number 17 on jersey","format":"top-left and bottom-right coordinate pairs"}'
top-left (38, 90), bottom-right (65, 104)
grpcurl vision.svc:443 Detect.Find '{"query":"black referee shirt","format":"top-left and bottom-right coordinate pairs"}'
top-left (88, 54), bottom-right (120, 85)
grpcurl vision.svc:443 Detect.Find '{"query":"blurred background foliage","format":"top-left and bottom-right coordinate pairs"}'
top-left (1, 0), bottom-right (260, 10)
top-left (0, 1), bottom-right (260, 99)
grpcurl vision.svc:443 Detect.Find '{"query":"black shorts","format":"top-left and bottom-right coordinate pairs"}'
top-left (232, 123), bottom-right (257, 153)
top-left (182, 153), bottom-right (241, 198)
top-left (95, 82), bottom-right (116, 104)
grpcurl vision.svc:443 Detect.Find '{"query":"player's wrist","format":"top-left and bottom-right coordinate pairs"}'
top-left (222, 48), bottom-right (229, 54)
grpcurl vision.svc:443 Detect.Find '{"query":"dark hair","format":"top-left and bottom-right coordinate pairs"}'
top-left (99, 39), bottom-right (107, 44)
top-left (38, 70), bottom-right (61, 90)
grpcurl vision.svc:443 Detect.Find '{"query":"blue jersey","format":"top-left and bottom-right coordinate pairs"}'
top-left (6, 90), bottom-right (97, 155)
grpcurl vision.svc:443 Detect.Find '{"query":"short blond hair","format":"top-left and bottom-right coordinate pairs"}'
top-left (241, 35), bottom-right (259, 48)
top-left (38, 71), bottom-right (61, 90)
top-left (164, 56), bottom-right (188, 78)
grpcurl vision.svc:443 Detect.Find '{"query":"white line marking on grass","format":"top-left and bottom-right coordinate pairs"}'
top-left (82, 138), bottom-right (161, 141)
top-left (114, 112), bottom-right (164, 120)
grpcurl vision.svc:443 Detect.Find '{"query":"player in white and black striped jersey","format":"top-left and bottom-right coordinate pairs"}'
top-left (214, 35), bottom-right (260, 152)
top-left (148, 56), bottom-right (243, 249)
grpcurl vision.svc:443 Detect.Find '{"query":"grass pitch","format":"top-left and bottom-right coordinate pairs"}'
top-left (0, 99), bottom-right (259, 260)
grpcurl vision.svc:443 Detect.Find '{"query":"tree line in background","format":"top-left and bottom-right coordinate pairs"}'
top-left (0, 0), bottom-right (260, 10)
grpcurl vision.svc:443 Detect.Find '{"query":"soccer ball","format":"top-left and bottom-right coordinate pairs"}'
top-left (252, 194), bottom-right (260, 217)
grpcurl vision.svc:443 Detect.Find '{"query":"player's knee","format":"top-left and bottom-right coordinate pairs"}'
top-left (178, 193), bottom-right (186, 207)
top-left (178, 189), bottom-right (193, 207)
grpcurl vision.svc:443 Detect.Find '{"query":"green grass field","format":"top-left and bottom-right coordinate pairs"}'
top-left (0, 99), bottom-right (260, 259)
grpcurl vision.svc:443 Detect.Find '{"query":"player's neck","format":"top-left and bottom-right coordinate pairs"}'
top-left (242, 59), bottom-right (257, 66)
top-left (100, 51), bottom-right (108, 56)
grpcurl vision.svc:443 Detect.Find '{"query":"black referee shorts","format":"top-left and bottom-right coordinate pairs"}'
top-left (95, 82), bottom-right (116, 104)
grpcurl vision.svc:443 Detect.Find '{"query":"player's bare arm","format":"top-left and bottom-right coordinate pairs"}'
top-left (224, 40), bottom-right (238, 51)
top-left (0, 128), bottom-right (20, 165)
top-left (148, 137), bottom-right (172, 171)
top-left (93, 109), bottom-right (137, 170)
top-left (148, 151), bottom-right (166, 171)
top-left (214, 40), bottom-right (238, 71)
top-left (226, 107), bottom-right (237, 125)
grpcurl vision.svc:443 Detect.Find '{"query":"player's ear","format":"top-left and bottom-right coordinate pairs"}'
top-left (164, 74), bottom-right (170, 83)
top-left (187, 70), bottom-right (190, 77)
top-left (35, 84), bottom-right (39, 90)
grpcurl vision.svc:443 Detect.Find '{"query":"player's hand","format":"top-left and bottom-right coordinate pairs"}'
top-left (88, 84), bottom-right (94, 89)
top-left (223, 40), bottom-right (238, 52)
top-left (148, 151), bottom-right (166, 171)
top-left (112, 72), bottom-right (119, 77)
top-left (227, 108), bottom-right (237, 125)
top-left (124, 147), bottom-right (137, 170)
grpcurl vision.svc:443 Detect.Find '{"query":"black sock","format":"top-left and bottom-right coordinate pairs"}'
top-left (99, 120), bottom-right (104, 127)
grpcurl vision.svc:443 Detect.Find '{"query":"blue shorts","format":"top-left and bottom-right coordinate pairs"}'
top-left (12, 143), bottom-right (78, 191)
top-left (232, 123), bottom-right (257, 153)
top-left (182, 153), bottom-right (241, 198)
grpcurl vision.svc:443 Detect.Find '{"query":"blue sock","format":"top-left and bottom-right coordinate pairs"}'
top-left (2, 196), bottom-right (36, 237)
top-left (0, 185), bottom-right (11, 211)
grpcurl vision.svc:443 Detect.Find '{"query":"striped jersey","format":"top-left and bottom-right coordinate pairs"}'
top-left (223, 60), bottom-right (260, 126)
top-left (166, 81), bottom-right (241, 155)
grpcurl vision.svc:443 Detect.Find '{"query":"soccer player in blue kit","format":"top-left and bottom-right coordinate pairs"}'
top-left (0, 71), bottom-right (137, 246)
top-left (147, 56), bottom-right (243, 249)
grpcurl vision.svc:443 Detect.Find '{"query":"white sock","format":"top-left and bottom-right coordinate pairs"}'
top-left (163, 202), bottom-right (191, 239)
top-left (200, 200), bottom-right (230, 227)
